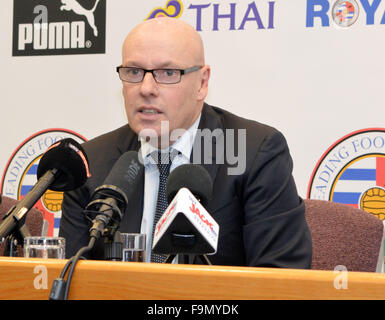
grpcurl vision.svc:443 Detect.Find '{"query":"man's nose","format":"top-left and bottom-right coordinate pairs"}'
top-left (139, 71), bottom-right (159, 96)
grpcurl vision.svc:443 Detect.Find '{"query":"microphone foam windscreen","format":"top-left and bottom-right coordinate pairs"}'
top-left (166, 164), bottom-right (212, 206)
top-left (37, 138), bottom-right (90, 191)
top-left (86, 151), bottom-right (144, 220)
top-left (102, 151), bottom-right (144, 201)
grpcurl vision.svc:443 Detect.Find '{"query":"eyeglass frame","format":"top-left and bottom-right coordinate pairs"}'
top-left (116, 65), bottom-right (203, 84)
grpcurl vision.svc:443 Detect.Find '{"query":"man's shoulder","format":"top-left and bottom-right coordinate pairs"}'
top-left (82, 124), bottom-right (134, 156)
top-left (203, 104), bottom-right (288, 163)
top-left (80, 124), bottom-right (137, 183)
top-left (205, 103), bottom-right (278, 136)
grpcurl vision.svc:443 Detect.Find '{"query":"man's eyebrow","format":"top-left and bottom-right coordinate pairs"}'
top-left (121, 61), bottom-right (140, 67)
top-left (122, 61), bottom-right (180, 69)
top-left (155, 61), bottom-right (176, 68)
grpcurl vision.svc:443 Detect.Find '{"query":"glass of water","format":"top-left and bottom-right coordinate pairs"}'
top-left (24, 236), bottom-right (65, 259)
top-left (121, 233), bottom-right (146, 262)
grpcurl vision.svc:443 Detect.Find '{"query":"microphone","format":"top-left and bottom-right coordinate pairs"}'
top-left (0, 138), bottom-right (90, 240)
top-left (152, 164), bottom-right (219, 260)
top-left (50, 151), bottom-right (143, 300)
top-left (166, 164), bottom-right (212, 207)
top-left (85, 151), bottom-right (144, 240)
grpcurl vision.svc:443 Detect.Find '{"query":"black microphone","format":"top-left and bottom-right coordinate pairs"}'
top-left (166, 164), bottom-right (213, 206)
top-left (50, 151), bottom-right (144, 300)
top-left (0, 138), bottom-right (90, 240)
top-left (85, 151), bottom-right (144, 240)
top-left (152, 164), bottom-right (218, 263)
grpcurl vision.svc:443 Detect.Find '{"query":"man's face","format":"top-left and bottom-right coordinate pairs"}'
top-left (121, 22), bottom-right (209, 147)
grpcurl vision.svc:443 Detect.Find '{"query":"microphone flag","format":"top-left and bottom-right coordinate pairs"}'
top-left (152, 187), bottom-right (219, 255)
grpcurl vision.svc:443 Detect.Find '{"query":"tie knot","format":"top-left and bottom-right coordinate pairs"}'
top-left (151, 149), bottom-right (179, 171)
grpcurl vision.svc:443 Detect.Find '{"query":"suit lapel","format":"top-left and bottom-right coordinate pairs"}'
top-left (116, 125), bottom-right (141, 155)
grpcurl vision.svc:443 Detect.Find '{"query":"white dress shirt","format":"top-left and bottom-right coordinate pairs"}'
top-left (139, 114), bottom-right (201, 262)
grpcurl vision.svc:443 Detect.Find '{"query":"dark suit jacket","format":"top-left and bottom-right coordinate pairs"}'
top-left (60, 103), bottom-right (312, 268)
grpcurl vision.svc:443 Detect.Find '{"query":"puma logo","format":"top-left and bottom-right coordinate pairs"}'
top-left (60, 0), bottom-right (100, 37)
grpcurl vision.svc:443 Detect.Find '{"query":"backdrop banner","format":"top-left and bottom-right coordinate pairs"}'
top-left (1, 1), bottom-right (384, 259)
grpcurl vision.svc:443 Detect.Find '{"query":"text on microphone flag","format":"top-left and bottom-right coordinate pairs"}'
top-left (153, 188), bottom-right (219, 251)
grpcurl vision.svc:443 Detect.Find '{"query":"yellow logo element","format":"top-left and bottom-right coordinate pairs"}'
top-left (42, 190), bottom-right (64, 212)
top-left (360, 187), bottom-right (385, 220)
top-left (146, 0), bottom-right (183, 20)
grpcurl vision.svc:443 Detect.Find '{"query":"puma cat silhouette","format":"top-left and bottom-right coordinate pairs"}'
top-left (60, 0), bottom-right (100, 37)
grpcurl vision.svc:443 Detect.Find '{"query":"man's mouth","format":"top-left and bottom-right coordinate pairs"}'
top-left (138, 106), bottom-right (162, 115)
top-left (140, 109), bottom-right (159, 114)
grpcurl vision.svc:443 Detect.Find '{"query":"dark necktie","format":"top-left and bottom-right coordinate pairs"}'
top-left (150, 149), bottom-right (178, 263)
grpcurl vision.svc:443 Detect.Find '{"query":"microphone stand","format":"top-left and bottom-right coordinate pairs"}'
top-left (0, 169), bottom-right (57, 250)
top-left (164, 253), bottom-right (212, 265)
top-left (3, 235), bottom-right (18, 257)
top-left (162, 233), bottom-right (212, 265)
top-left (50, 199), bottom-right (124, 300)
top-left (104, 230), bottom-right (123, 261)
top-left (1, 207), bottom-right (31, 257)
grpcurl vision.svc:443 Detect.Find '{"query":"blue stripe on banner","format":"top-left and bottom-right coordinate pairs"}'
top-left (339, 169), bottom-right (376, 181)
top-left (27, 164), bottom-right (38, 175)
top-left (54, 218), bottom-right (61, 228)
top-left (20, 185), bottom-right (33, 196)
top-left (332, 192), bottom-right (361, 204)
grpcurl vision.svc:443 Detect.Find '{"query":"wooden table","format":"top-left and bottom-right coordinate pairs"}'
top-left (0, 257), bottom-right (384, 300)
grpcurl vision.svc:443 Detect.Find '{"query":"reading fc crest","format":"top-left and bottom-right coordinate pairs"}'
top-left (0, 129), bottom-right (87, 236)
top-left (308, 128), bottom-right (385, 220)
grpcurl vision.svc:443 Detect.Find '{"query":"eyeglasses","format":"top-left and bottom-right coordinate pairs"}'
top-left (116, 65), bottom-right (202, 84)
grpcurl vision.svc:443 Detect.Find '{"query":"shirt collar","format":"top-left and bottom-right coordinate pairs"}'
top-left (139, 113), bottom-right (201, 164)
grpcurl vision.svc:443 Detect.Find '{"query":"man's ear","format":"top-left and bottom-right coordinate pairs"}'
top-left (197, 65), bottom-right (210, 101)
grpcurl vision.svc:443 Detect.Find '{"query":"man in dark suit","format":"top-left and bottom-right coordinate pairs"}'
top-left (60, 17), bottom-right (312, 268)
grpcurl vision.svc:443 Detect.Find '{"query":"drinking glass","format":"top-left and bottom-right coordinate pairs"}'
top-left (24, 236), bottom-right (65, 259)
top-left (121, 233), bottom-right (146, 262)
